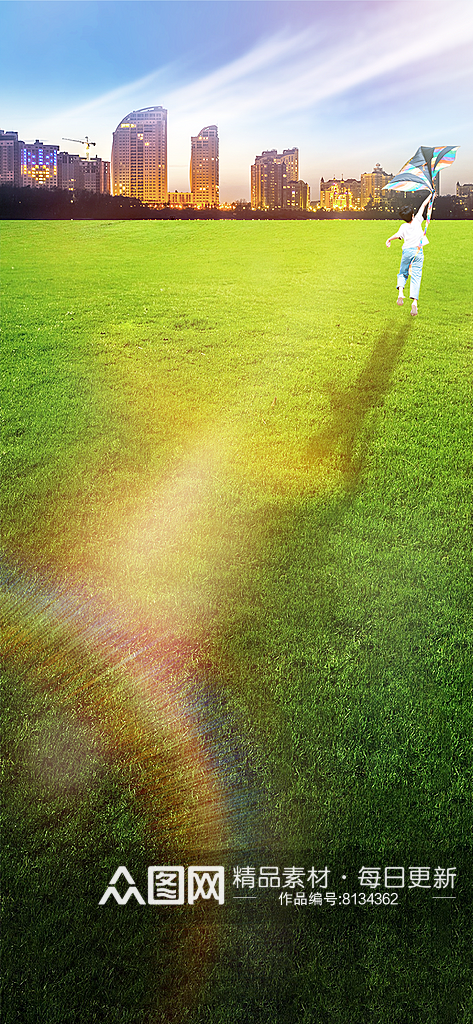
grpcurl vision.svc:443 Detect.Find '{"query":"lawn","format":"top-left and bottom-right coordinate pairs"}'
top-left (1, 220), bottom-right (472, 1023)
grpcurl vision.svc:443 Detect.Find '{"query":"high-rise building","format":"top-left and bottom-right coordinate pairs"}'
top-left (251, 148), bottom-right (300, 210)
top-left (111, 107), bottom-right (167, 203)
top-left (361, 163), bottom-right (392, 206)
top-left (251, 151), bottom-right (284, 210)
top-left (58, 152), bottom-right (110, 194)
top-left (20, 140), bottom-right (58, 188)
top-left (0, 130), bottom-right (21, 186)
top-left (57, 152), bottom-right (81, 192)
top-left (80, 157), bottom-right (110, 194)
top-left (283, 179), bottom-right (310, 210)
top-left (190, 125), bottom-right (219, 207)
top-left (277, 148), bottom-right (298, 183)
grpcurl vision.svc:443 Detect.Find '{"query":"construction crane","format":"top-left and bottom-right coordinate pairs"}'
top-left (62, 136), bottom-right (96, 160)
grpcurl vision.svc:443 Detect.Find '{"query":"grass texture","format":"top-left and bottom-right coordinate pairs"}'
top-left (1, 220), bottom-right (472, 1023)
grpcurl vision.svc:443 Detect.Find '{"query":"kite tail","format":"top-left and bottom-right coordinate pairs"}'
top-left (417, 192), bottom-right (434, 253)
top-left (425, 191), bottom-right (434, 233)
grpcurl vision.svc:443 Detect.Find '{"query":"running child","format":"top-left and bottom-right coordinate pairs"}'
top-left (386, 192), bottom-right (433, 316)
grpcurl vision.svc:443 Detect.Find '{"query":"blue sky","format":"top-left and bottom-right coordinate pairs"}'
top-left (1, 0), bottom-right (472, 199)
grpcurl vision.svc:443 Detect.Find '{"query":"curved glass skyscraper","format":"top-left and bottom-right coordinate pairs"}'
top-left (111, 106), bottom-right (167, 204)
top-left (190, 125), bottom-right (219, 208)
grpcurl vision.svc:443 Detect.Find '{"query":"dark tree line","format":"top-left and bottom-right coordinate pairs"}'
top-left (0, 187), bottom-right (155, 219)
top-left (1, 185), bottom-right (471, 220)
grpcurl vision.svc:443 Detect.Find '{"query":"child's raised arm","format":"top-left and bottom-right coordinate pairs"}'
top-left (414, 192), bottom-right (433, 222)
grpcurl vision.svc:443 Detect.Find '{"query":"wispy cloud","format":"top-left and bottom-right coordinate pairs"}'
top-left (162, 4), bottom-right (473, 123)
top-left (55, 1), bottom-right (473, 129)
top-left (55, 66), bottom-right (174, 121)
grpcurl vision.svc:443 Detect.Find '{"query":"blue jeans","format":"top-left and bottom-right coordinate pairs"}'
top-left (397, 247), bottom-right (424, 300)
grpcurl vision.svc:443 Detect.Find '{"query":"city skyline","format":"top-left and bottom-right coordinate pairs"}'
top-left (1, 1), bottom-right (473, 200)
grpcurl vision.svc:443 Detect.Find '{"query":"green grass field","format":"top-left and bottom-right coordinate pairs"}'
top-left (2, 220), bottom-right (472, 1023)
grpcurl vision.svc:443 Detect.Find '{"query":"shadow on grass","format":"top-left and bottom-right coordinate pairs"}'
top-left (206, 319), bottom-right (415, 840)
top-left (308, 319), bottom-right (411, 490)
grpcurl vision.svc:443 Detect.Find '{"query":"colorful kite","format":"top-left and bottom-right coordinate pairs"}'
top-left (383, 145), bottom-right (459, 245)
